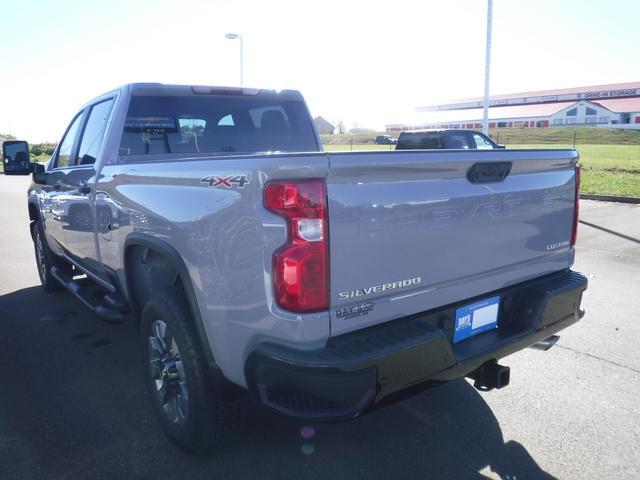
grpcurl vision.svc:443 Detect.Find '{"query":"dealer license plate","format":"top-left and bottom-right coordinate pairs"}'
top-left (453, 295), bottom-right (500, 344)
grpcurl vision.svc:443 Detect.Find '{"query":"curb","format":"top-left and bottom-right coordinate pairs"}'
top-left (580, 193), bottom-right (640, 204)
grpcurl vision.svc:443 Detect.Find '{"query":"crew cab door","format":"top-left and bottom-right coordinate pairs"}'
top-left (40, 111), bottom-right (86, 256)
top-left (59, 98), bottom-right (115, 284)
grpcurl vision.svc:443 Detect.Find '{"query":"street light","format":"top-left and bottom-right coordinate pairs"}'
top-left (482, 0), bottom-right (493, 135)
top-left (225, 33), bottom-right (244, 86)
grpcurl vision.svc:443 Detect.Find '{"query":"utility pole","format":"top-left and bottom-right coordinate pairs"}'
top-left (239, 35), bottom-right (244, 86)
top-left (225, 33), bottom-right (244, 86)
top-left (482, 0), bottom-right (493, 135)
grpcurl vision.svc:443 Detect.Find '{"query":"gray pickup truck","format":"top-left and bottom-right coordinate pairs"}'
top-left (4, 83), bottom-right (587, 453)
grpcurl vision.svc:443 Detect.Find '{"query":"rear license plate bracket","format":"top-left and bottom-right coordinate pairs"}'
top-left (453, 295), bottom-right (500, 343)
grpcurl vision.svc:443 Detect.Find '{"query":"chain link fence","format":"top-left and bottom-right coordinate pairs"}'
top-left (488, 127), bottom-right (640, 176)
top-left (487, 126), bottom-right (640, 196)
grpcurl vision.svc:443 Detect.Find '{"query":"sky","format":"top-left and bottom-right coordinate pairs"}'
top-left (1, 0), bottom-right (640, 142)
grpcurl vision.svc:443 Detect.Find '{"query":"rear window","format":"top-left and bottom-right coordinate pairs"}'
top-left (119, 95), bottom-right (319, 156)
top-left (397, 132), bottom-right (443, 149)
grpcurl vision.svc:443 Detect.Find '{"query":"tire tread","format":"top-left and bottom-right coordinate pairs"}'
top-left (141, 287), bottom-right (243, 454)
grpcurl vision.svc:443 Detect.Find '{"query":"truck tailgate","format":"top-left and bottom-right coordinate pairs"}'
top-left (327, 149), bottom-right (578, 336)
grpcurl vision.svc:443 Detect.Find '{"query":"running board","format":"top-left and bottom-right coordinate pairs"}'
top-left (50, 266), bottom-right (125, 323)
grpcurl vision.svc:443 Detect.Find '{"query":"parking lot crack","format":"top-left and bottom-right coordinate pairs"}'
top-left (556, 344), bottom-right (640, 374)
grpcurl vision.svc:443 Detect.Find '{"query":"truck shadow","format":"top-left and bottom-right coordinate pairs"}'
top-left (0, 285), bottom-right (556, 480)
top-left (226, 382), bottom-right (558, 480)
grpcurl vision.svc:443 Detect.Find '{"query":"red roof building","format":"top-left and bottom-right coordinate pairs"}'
top-left (387, 82), bottom-right (640, 131)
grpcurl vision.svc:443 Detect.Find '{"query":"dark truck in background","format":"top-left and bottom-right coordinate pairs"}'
top-left (396, 129), bottom-right (504, 150)
top-left (3, 83), bottom-right (587, 453)
top-left (374, 134), bottom-right (398, 145)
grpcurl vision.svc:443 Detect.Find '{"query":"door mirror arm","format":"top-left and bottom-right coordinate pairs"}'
top-left (32, 162), bottom-right (48, 185)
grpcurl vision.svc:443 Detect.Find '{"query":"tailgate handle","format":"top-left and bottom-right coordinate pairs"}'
top-left (467, 162), bottom-right (512, 183)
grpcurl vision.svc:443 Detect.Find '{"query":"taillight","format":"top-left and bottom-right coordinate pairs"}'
top-left (571, 165), bottom-right (580, 246)
top-left (265, 180), bottom-right (329, 312)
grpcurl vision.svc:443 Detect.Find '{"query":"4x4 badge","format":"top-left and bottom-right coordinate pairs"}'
top-left (201, 175), bottom-right (250, 188)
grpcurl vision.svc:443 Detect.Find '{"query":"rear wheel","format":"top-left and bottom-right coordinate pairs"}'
top-left (32, 220), bottom-right (65, 293)
top-left (140, 287), bottom-right (242, 453)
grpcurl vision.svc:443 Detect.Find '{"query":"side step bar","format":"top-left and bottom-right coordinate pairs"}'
top-left (50, 266), bottom-right (125, 323)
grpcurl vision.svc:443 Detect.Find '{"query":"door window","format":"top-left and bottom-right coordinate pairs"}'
top-left (55, 113), bottom-right (84, 168)
top-left (443, 132), bottom-right (471, 149)
top-left (76, 99), bottom-right (115, 166)
top-left (472, 133), bottom-right (495, 149)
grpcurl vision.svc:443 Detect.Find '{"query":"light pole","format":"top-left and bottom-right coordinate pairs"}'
top-left (482, 0), bottom-right (493, 135)
top-left (225, 33), bottom-right (244, 86)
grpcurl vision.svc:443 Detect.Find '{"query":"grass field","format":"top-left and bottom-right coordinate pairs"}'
top-left (323, 142), bottom-right (640, 197)
top-left (511, 144), bottom-right (640, 173)
top-left (581, 170), bottom-right (640, 197)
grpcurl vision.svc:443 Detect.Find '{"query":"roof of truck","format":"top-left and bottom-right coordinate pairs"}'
top-left (121, 83), bottom-right (303, 98)
top-left (82, 83), bottom-right (304, 109)
top-left (398, 129), bottom-right (481, 134)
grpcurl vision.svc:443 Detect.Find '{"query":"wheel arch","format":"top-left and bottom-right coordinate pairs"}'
top-left (28, 201), bottom-right (39, 238)
top-left (28, 201), bottom-right (39, 222)
top-left (123, 233), bottom-right (218, 370)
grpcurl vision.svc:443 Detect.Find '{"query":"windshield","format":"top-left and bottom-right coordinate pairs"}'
top-left (120, 94), bottom-right (319, 156)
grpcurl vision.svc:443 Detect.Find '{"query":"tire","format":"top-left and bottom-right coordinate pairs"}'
top-left (140, 287), bottom-right (242, 453)
top-left (32, 220), bottom-right (65, 293)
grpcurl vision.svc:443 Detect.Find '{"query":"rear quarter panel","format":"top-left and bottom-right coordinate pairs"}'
top-left (94, 153), bottom-right (330, 387)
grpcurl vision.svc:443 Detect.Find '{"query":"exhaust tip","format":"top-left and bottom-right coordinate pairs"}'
top-left (530, 335), bottom-right (560, 351)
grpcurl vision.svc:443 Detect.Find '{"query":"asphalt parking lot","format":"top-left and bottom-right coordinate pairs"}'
top-left (0, 174), bottom-right (638, 480)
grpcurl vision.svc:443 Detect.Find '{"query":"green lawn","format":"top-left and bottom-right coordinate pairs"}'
top-left (512, 144), bottom-right (640, 196)
top-left (580, 170), bottom-right (640, 197)
top-left (510, 144), bottom-right (640, 173)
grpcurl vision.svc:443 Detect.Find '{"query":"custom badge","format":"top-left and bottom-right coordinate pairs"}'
top-left (201, 175), bottom-right (250, 188)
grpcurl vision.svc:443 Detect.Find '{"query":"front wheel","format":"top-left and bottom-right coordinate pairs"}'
top-left (140, 288), bottom-right (242, 453)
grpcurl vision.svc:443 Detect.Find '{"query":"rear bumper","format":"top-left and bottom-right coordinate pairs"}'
top-left (245, 270), bottom-right (587, 420)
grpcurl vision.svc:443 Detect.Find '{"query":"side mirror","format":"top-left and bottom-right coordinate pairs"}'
top-left (2, 140), bottom-right (33, 175)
